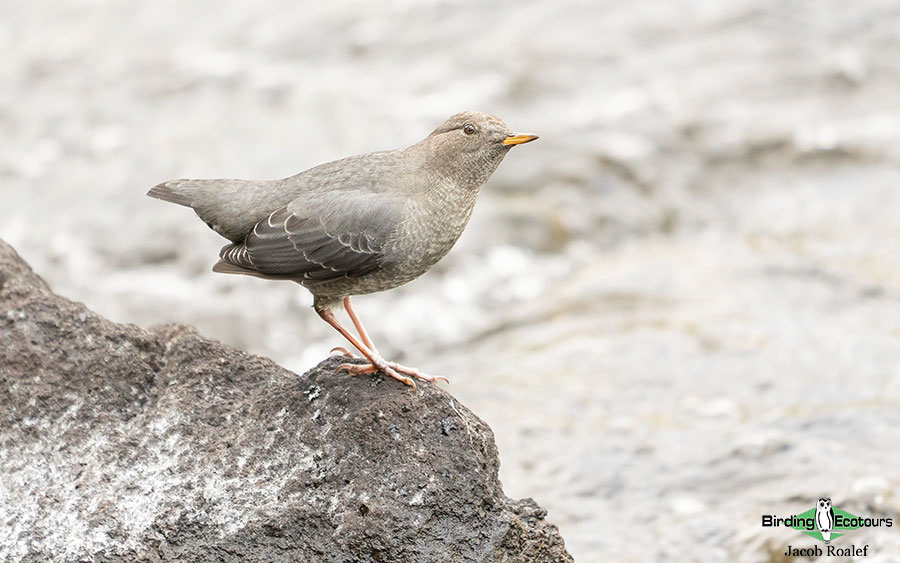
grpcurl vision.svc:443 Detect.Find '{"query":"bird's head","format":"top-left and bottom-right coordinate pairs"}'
top-left (421, 111), bottom-right (537, 188)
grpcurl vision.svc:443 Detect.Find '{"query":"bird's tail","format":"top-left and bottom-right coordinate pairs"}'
top-left (146, 178), bottom-right (277, 242)
top-left (146, 180), bottom-right (200, 208)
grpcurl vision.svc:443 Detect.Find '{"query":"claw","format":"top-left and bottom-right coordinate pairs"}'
top-left (330, 346), bottom-right (357, 358)
top-left (389, 369), bottom-right (417, 389)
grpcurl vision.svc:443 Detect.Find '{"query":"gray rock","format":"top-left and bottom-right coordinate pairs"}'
top-left (0, 239), bottom-right (572, 563)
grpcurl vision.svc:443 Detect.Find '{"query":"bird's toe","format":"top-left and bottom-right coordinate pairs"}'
top-left (389, 362), bottom-right (449, 384)
top-left (330, 346), bottom-right (357, 358)
top-left (337, 363), bottom-right (377, 375)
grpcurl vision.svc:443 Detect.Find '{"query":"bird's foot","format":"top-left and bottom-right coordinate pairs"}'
top-left (337, 360), bottom-right (416, 388)
top-left (336, 358), bottom-right (448, 388)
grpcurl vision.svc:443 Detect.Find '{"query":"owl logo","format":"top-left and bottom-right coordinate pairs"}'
top-left (815, 497), bottom-right (835, 543)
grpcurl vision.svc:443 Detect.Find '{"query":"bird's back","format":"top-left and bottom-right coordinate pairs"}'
top-left (148, 149), bottom-right (405, 243)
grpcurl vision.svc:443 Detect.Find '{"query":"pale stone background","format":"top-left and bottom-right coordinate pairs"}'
top-left (2, 1), bottom-right (899, 560)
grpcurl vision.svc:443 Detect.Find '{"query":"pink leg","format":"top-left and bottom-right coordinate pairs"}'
top-left (317, 305), bottom-right (449, 387)
top-left (343, 296), bottom-right (447, 382)
top-left (343, 296), bottom-right (377, 352)
top-left (317, 308), bottom-right (416, 388)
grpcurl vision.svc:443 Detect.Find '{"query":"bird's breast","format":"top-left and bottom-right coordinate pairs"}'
top-left (389, 182), bottom-right (479, 274)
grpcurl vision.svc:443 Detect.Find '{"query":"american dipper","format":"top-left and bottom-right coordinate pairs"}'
top-left (148, 111), bottom-right (537, 388)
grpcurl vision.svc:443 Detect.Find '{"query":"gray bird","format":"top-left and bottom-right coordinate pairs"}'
top-left (148, 111), bottom-right (537, 387)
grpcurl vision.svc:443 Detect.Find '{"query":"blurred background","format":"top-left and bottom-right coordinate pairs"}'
top-left (2, 0), bottom-right (899, 560)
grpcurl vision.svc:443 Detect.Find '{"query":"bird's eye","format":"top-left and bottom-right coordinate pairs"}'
top-left (463, 123), bottom-right (477, 135)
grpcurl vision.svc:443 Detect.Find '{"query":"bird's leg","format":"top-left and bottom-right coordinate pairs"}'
top-left (316, 307), bottom-right (416, 388)
top-left (317, 304), bottom-right (449, 387)
top-left (343, 296), bottom-right (378, 353)
top-left (341, 297), bottom-right (448, 384)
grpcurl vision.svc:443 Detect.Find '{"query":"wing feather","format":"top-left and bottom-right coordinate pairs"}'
top-left (217, 192), bottom-right (404, 282)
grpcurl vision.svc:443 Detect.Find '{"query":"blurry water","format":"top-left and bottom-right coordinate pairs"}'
top-left (2, 1), bottom-right (899, 560)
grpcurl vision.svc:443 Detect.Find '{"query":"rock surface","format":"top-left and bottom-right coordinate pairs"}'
top-left (0, 240), bottom-right (572, 563)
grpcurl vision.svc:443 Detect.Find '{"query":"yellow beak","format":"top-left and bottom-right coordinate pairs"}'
top-left (502, 134), bottom-right (539, 146)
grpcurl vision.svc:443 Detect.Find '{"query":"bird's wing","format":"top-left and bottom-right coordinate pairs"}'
top-left (219, 191), bottom-right (406, 282)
